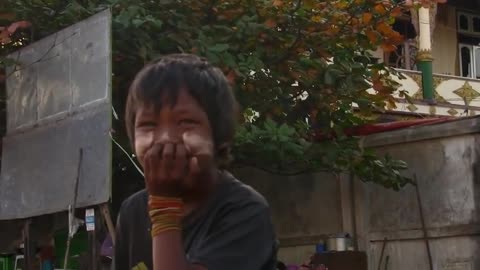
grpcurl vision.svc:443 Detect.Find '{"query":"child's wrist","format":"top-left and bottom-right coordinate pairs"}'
top-left (148, 195), bottom-right (184, 237)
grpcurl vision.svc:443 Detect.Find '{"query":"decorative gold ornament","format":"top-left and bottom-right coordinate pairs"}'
top-left (429, 106), bottom-right (436, 115)
top-left (447, 108), bottom-right (458, 116)
top-left (412, 89), bottom-right (447, 103)
top-left (416, 49), bottom-right (434, 61)
top-left (433, 76), bottom-right (447, 90)
top-left (407, 104), bottom-right (418, 112)
top-left (453, 82), bottom-right (480, 106)
top-left (411, 75), bottom-right (447, 102)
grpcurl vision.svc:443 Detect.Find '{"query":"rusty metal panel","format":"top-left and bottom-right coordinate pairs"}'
top-left (0, 10), bottom-right (111, 220)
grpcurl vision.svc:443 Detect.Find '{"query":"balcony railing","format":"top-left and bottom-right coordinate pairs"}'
top-left (385, 39), bottom-right (418, 71)
top-left (388, 69), bottom-right (480, 116)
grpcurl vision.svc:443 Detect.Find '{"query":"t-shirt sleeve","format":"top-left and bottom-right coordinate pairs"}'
top-left (188, 201), bottom-right (276, 270)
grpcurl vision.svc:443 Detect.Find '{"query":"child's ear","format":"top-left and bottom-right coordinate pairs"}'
top-left (215, 142), bottom-right (233, 169)
top-left (216, 142), bottom-right (230, 154)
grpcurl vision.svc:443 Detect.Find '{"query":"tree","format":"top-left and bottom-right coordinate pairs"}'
top-left (0, 0), bottom-right (412, 191)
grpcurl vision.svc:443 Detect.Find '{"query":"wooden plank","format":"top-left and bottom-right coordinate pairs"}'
top-left (369, 223), bottom-right (480, 242)
top-left (278, 235), bottom-right (329, 247)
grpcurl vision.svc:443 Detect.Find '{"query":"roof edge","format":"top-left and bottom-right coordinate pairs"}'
top-left (362, 116), bottom-right (480, 148)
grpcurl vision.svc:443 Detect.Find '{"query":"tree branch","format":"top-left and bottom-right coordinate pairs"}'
top-left (267, 0), bottom-right (303, 65)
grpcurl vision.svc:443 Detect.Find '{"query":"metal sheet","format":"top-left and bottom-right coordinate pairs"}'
top-left (36, 28), bottom-right (72, 120)
top-left (6, 47), bottom-right (38, 131)
top-left (5, 10), bottom-right (111, 132)
top-left (0, 106), bottom-right (111, 220)
top-left (71, 14), bottom-right (110, 107)
top-left (0, 10), bottom-right (111, 220)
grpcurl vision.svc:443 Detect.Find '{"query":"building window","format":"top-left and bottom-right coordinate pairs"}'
top-left (459, 13), bottom-right (469, 31)
top-left (457, 11), bottom-right (480, 36)
top-left (473, 17), bottom-right (480, 32)
top-left (459, 44), bottom-right (480, 79)
top-left (385, 16), bottom-right (417, 70)
top-left (475, 47), bottom-right (480, 79)
top-left (457, 11), bottom-right (480, 78)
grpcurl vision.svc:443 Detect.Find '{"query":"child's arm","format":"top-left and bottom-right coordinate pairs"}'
top-left (150, 194), bottom-right (275, 270)
top-left (152, 231), bottom-right (204, 270)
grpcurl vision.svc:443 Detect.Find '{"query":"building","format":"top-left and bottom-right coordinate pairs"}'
top-left (371, 0), bottom-right (480, 117)
top-left (238, 116), bottom-right (480, 269)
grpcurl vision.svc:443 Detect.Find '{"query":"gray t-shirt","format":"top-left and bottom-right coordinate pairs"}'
top-left (113, 172), bottom-right (277, 270)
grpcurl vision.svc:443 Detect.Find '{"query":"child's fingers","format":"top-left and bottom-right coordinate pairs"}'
top-left (171, 143), bottom-right (188, 181)
top-left (185, 156), bottom-right (200, 189)
top-left (161, 143), bottom-right (175, 177)
top-left (144, 143), bottom-right (163, 194)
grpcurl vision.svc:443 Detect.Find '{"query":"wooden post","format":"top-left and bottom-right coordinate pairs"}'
top-left (87, 207), bottom-right (98, 270)
top-left (23, 219), bottom-right (33, 270)
top-left (414, 176), bottom-right (434, 270)
top-left (100, 203), bottom-right (116, 246)
top-left (88, 230), bottom-right (97, 270)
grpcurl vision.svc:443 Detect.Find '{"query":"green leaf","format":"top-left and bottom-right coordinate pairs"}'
top-left (145, 16), bottom-right (163, 28)
top-left (222, 52), bottom-right (236, 67)
top-left (132, 18), bottom-right (144, 27)
top-left (209, 44), bottom-right (229, 52)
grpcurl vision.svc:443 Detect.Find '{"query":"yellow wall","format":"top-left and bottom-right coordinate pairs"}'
top-left (371, 5), bottom-right (459, 74)
top-left (432, 5), bottom-right (459, 76)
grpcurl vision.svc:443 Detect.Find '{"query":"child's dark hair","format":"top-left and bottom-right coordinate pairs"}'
top-left (125, 53), bottom-right (238, 168)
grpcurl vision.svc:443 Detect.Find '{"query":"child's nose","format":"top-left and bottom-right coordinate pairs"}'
top-left (154, 128), bottom-right (181, 144)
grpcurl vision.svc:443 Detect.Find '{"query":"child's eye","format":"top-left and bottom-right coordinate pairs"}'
top-left (179, 119), bottom-right (197, 126)
top-left (136, 121), bottom-right (157, 129)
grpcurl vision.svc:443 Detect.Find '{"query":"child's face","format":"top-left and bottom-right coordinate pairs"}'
top-left (134, 89), bottom-right (214, 169)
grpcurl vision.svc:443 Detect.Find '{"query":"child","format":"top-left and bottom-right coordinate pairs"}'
top-left (113, 54), bottom-right (277, 270)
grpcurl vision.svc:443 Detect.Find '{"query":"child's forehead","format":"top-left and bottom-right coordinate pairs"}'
top-left (135, 89), bottom-right (197, 114)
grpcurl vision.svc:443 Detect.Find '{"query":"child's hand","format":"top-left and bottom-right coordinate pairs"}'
top-left (143, 142), bottom-right (189, 197)
top-left (143, 132), bottom-right (214, 197)
top-left (182, 132), bottom-right (214, 179)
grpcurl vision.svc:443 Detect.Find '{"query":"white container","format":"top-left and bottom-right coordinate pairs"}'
top-left (327, 235), bottom-right (347, 251)
top-left (335, 237), bottom-right (346, 251)
top-left (327, 237), bottom-right (336, 251)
